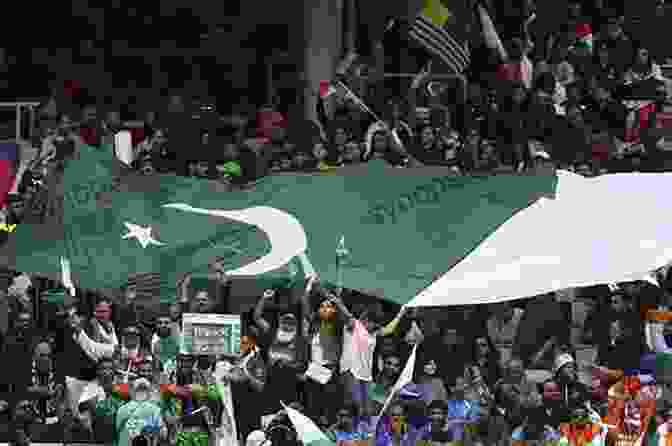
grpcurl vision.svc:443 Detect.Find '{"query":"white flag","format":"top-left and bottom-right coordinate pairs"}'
top-left (281, 402), bottom-right (334, 446)
top-left (60, 256), bottom-right (75, 296)
top-left (378, 343), bottom-right (418, 418)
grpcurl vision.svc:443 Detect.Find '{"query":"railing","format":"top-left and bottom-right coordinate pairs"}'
top-left (0, 101), bottom-right (40, 141)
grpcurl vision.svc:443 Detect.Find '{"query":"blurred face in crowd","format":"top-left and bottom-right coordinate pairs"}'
top-left (83, 105), bottom-right (98, 123)
top-left (442, 328), bottom-right (459, 348)
top-left (606, 21), bottom-right (623, 40)
top-left (270, 126), bottom-right (285, 144)
top-left (558, 362), bottom-right (578, 382)
top-left (13, 400), bottom-right (34, 426)
top-left (124, 285), bottom-right (137, 304)
top-left (193, 290), bottom-right (213, 313)
top-left (169, 303), bottom-right (181, 322)
top-left (383, 355), bottom-right (401, 379)
top-left (379, 337), bottom-right (397, 357)
top-left (336, 407), bottom-right (355, 431)
top-left (343, 144), bottom-right (362, 163)
top-left (240, 335), bottom-right (257, 355)
top-left (494, 302), bottom-right (515, 320)
top-left (156, 316), bottom-right (172, 338)
top-left (178, 356), bottom-right (195, 378)
top-left (8, 197), bottom-right (24, 219)
top-left (194, 161), bottom-right (209, 177)
top-left (420, 126), bottom-right (436, 149)
top-left (137, 360), bottom-right (154, 381)
top-left (318, 300), bottom-right (338, 322)
top-left (624, 399), bottom-right (642, 433)
top-left (610, 293), bottom-right (628, 312)
top-left (169, 95), bottom-right (184, 112)
top-left (106, 111), bottom-right (121, 127)
top-left (423, 359), bottom-right (438, 377)
top-left (333, 127), bottom-right (348, 147)
top-left (33, 342), bottom-right (53, 376)
top-left (313, 143), bottom-right (328, 161)
top-left (512, 86), bottom-right (527, 105)
top-left (372, 131), bottom-right (388, 153)
top-left (390, 404), bottom-right (406, 434)
top-left (567, 106), bottom-right (585, 127)
top-left (576, 163), bottom-right (593, 176)
top-left (94, 302), bottom-right (112, 322)
top-left (276, 315), bottom-right (298, 344)
top-left (636, 48), bottom-right (650, 66)
top-left (568, 2), bottom-right (581, 18)
top-left (389, 102), bottom-right (403, 122)
top-left (123, 326), bottom-right (141, 349)
top-left (132, 378), bottom-right (152, 402)
top-left (507, 359), bottom-right (525, 382)
top-left (609, 319), bottom-right (625, 341)
top-left (475, 336), bottom-right (490, 359)
top-left (429, 405), bottom-right (446, 430)
top-left (97, 359), bottom-right (116, 390)
top-left (416, 109), bottom-right (431, 126)
top-left (508, 39), bottom-right (524, 61)
top-left (14, 312), bottom-right (32, 333)
top-left (293, 151), bottom-right (311, 169)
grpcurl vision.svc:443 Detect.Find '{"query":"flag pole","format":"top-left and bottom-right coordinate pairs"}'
top-left (335, 236), bottom-right (349, 296)
top-left (335, 80), bottom-right (385, 124)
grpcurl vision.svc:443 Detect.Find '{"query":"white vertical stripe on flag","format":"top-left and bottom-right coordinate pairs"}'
top-left (409, 15), bottom-right (470, 73)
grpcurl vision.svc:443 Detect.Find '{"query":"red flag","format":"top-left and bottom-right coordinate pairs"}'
top-left (0, 142), bottom-right (18, 209)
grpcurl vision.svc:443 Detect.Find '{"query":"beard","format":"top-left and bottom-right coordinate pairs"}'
top-left (157, 328), bottom-right (171, 338)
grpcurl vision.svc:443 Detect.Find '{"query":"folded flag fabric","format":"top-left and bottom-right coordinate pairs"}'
top-left (409, 170), bottom-right (672, 307)
top-left (0, 142), bottom-right (18, 209)
top-left (476, 2), bottom-right (507, 62)
top-left (409, 0), bottom-right (470, 74)
top-left (282, 403), bottom-right (335, 446)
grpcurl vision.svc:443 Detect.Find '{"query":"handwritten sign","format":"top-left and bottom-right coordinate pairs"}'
top-left (181, 313), bottom-right (241, 356)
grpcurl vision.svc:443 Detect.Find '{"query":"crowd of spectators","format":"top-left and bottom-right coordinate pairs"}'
top-left (1, 268), bottom-right (672, 446)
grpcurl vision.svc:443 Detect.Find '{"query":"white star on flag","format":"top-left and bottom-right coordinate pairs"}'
top-left (122, 222), bottom-right (165, 248)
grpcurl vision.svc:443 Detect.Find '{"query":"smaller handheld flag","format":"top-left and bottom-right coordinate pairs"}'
top-left (281, 402), bottom-right (335, 446)
top-left (319, 80), bottom-right (337, 99)
top-left (60, 256), bottom-right (76, 297)
top-left (378, 343), bottom-right (418, 418)
top-left (336, 236), bottom-right (349, 291)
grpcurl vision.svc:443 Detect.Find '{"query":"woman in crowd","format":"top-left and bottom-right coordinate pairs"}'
top-left (497, 81), bottom-right (532, 172)
top-left (413, 355), bottom-right (448, 405)
top-left (326, 403), bottom-right (367, 445)
top-left (253, 286), bottom-right (308, 426)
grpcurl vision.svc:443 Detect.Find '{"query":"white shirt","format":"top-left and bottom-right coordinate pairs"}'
top-left (341, 320), bottom-right (377, 382)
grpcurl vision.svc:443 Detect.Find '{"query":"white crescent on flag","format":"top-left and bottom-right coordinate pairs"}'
top-left (162, 204), bottom-right (308, 276)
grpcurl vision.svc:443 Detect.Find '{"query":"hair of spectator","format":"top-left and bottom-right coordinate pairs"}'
top-left (427, 400), bottom-right (448, 413)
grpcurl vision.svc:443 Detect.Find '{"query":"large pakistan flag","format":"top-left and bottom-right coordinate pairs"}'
top-left (9, 143), bottom-right (672, 306)
top-left (6, 143), bottom-right (556, 304)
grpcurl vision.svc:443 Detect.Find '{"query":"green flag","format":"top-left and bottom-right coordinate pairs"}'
top-left (10, 145), bottom-right (556, 304)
